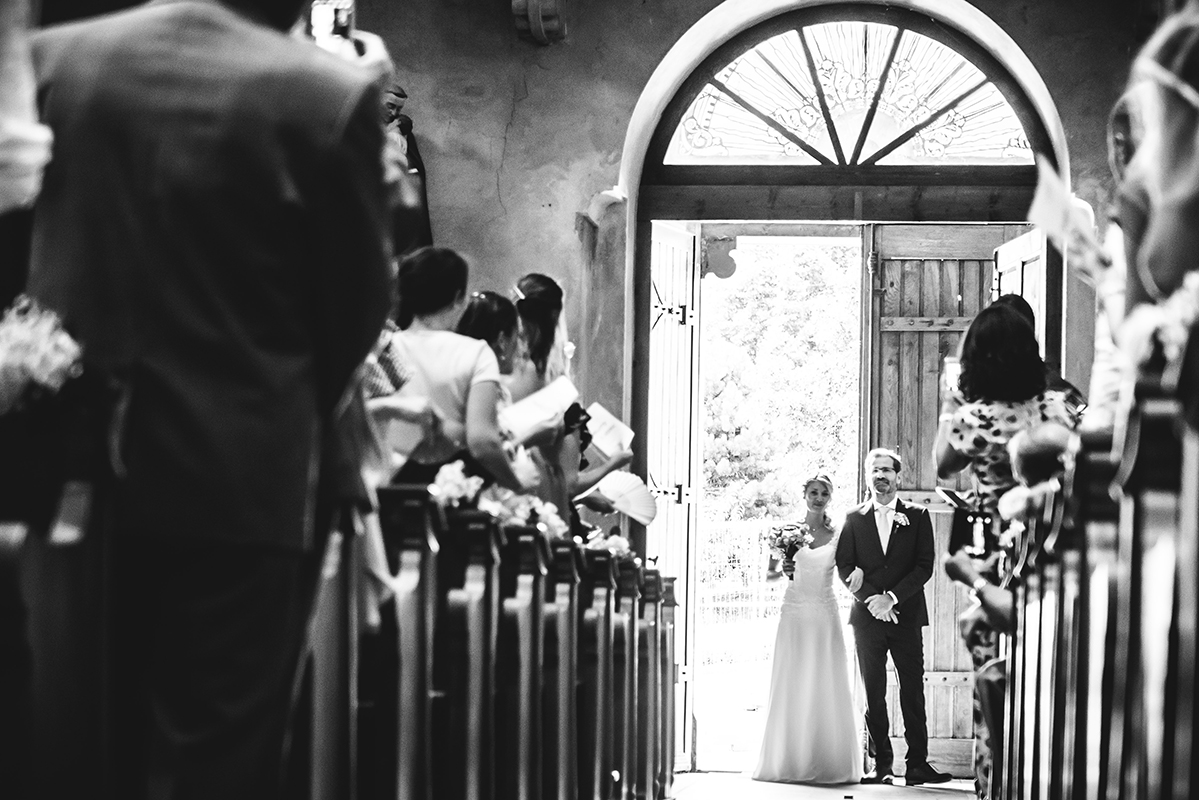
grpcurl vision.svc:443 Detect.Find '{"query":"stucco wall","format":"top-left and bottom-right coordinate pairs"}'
top-left (359, 0), bottom-right (1141, 403)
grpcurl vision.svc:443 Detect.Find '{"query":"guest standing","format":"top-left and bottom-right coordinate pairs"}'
top-left (933, 302), bottom-right (1079, 799)
top-left (25, 0), bottom-right (394, 795)
top-left (387, 247), bottom-right (529, 491)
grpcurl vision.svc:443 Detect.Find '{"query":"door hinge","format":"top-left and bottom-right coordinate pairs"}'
top-left (650, 484), bottom-right (693, 505)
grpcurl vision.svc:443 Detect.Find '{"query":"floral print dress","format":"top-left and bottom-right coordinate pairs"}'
top-left (945, 389), bottom-right (1076, 799)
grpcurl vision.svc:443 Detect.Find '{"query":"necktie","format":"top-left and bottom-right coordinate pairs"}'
top-left (876, 505), bottom-right (892, 553)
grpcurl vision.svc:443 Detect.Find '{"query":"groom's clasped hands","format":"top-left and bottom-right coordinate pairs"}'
top-left (845, 568), bottom-right (899, 623)
top-left (865, 592), bottom-right (900, 624)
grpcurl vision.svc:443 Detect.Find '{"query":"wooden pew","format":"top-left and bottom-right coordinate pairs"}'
top-left (577, 548), bottom-right (617, 800)
top-left (1170, 326), bottom-right (1199, 800)
top-left (543, 537), bottom-right (583, 800)
top-left (1059, 430), bottom-right (1118, 800)
top-left (1111, 360), bottom-right (1184, 800)
top-left (432, 508), bottom-right (504, 800)
top-left (289, 518), bottom-right (362, 800)
top-left (370, 485), bottom-right (443, 800)
top-left (659, 577), bottom-right (679, 800)
top-left (495, 524), bottom-right (550, 800)
top-left (636, 568), bottom-right (662, 800)
top-left (612, 555), bottom-right (642, 800)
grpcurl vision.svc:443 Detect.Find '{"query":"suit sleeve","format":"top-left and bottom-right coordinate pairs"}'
top-left (312, 83), bottom-right (394, 418)
top-left (889, 507), bottom-right (935, 602)
top-left (836, 515), bottom-right (881, 601)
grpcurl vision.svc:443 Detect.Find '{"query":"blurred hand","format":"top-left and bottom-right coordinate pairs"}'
top-left (781, 558), bottom-right (795, 580)
top-left (846, 566), bottom-right (864, 593)
top-left (579, 492), bottom-right (616, 514)
top-left (608, 449), bottom-right (635, 471)
top-left (348, 30), bottom-right (394, 84)
top-left (943, 550), bottom-right (981, 588)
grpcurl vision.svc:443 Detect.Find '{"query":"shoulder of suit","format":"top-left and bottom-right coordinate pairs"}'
top-left (854, 500), bottom-right (873, 515)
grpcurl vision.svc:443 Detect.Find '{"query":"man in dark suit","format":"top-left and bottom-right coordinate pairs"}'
top-left (835, 448), bottom-right (951, 786)
top-left (26, 0), bottom-right (393, 796)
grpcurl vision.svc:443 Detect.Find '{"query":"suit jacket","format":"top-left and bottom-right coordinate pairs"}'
top-left (28, 0), bottom-right (393, 550)
top-left (835, 498), bottom-right (935, 627)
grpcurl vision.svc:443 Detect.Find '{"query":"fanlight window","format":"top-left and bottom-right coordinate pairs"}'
top-left (665, 20), bottom-right (1033, 166)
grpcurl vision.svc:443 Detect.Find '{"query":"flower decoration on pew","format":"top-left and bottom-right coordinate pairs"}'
top-left (1122, 272), bottom-right (1199, 366)
top-left (0, 295), bottom-right (83, 415)
top-left (762, 522), bottom-right (815, 559)
top-left (429, 461), bottom-right (485, 508)
top-left (476, 485), bottom-right (570, 538)
top-left (584, 530), bottom-right (632, 556)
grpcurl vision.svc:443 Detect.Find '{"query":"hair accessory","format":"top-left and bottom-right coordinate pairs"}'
top-left (512, 285), bottom-right (526, 301)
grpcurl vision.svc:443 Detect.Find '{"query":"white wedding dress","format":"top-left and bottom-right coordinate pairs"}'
top-left (753, 536), bottom-right (863, 784)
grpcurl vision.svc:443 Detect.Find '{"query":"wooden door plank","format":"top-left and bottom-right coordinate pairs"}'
top-left (938, 260), bottom-right (969, 493)
top-left (875, 225), bottom-right (1023, 260)
top-left (961, 259), bottom-right (984, 317)
top-left (919, 262), bottom-right (942, 490)
top-left (899, 261), bottom-right (922, 474)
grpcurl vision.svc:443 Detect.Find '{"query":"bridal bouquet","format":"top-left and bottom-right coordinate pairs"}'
top-left (763, 522), bottom-right (815, 559)
top-left (0, 295), bottom-right (83, 415)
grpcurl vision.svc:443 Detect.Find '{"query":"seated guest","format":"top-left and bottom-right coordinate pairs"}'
top-left (386, 247), bottom-right (529, 491)
top-left (510, 273), bottom-right (632, 519)
top-left (933, 301), bottom-right (1080, 800)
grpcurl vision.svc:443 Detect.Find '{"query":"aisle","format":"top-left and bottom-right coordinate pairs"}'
top-left (673, 771), bottom-right (975, 799)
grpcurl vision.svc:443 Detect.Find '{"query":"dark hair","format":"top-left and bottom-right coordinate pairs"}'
top-left (959, 303), bottom-right (1047, 402)
top-left (515, 273), bottom-right (564, 377)
top-left (864, 447), bottom-right (902, 473)
top-left (456, 291), bottom-right (517, 352)
top-left (991, 294), bottom-right (1035, 330)
top-left (396, 246), bottom-right (468, 329)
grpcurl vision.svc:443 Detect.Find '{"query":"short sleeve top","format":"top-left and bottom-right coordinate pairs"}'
top-left (945, 390), bottom-right (1076, 510)
top-left (389, 329), bottom-right (501, 463)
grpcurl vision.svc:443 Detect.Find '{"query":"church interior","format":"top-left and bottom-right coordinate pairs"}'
top-left (2, 0), bottom-right (1198, 798)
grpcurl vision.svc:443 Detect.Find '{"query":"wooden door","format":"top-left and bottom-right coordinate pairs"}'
top-left (643, 221), bottom-right (701, 769)
top-left (865, 223), bottom-right (1029, 775)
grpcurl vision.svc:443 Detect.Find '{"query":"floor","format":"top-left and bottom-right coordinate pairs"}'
top-left (671, 771), bottom-right (975, 799)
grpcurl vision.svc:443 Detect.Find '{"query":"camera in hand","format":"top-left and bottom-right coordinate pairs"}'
top-left (310, 0), bottom-right (354, 41)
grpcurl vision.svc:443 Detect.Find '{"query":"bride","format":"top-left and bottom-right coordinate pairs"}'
top-left (753, 474), bottom-right (864, 784)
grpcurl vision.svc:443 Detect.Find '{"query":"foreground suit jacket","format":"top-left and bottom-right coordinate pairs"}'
top-left (29, 0), bottom-right (393, 550)
top-left (835, 498), bottom-right (935, 628)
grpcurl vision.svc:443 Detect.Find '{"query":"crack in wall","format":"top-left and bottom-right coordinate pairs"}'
top-left (496, 67), bottom-right (531, 215)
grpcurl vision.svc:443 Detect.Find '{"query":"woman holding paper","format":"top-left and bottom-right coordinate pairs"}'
top-left (382, 247), bottom-right (530, 491)
top-left (510, 273), bottom-right (633, 519)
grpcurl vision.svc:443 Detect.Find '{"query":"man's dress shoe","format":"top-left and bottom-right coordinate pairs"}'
top-left (861, 767), bottom-right (894, 784)
top-left (905, 763), bottom-right (952, 785)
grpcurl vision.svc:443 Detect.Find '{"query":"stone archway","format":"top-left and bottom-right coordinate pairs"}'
top-left (605, 0), bottom-right (1069, 417)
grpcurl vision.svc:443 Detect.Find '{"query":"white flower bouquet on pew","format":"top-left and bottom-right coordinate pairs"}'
top-left (476, 484), bottom-right (569, 538)
top-left (429, 460), bottom-right (485, 508)
top-left (0, 294), bottom-right (82, 414)
top-left (584, 530), bottom-right (631, 557)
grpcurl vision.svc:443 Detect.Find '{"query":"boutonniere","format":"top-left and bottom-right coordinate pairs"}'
top-left (893, 512), bottom-right (910, 527)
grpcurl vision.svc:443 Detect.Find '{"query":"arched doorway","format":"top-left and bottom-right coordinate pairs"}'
top-left (618, 0), bottom-right (1069, 773)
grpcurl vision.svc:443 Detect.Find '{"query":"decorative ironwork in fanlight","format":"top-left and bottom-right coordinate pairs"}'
top-left (665, 20), bottom-right (1033, 166)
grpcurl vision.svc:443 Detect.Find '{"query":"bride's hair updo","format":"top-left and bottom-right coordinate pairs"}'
top-left (803, 474), bottom-right (833, 494)
top-left (802, 474), bottom-right (836, 531)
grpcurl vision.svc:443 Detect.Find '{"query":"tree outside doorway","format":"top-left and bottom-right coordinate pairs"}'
top-left (693, 233), bottom-right (862, 771)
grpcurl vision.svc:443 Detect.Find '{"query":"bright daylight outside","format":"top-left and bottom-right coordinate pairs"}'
top-left (694, 234), bottom-right (862, 772)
